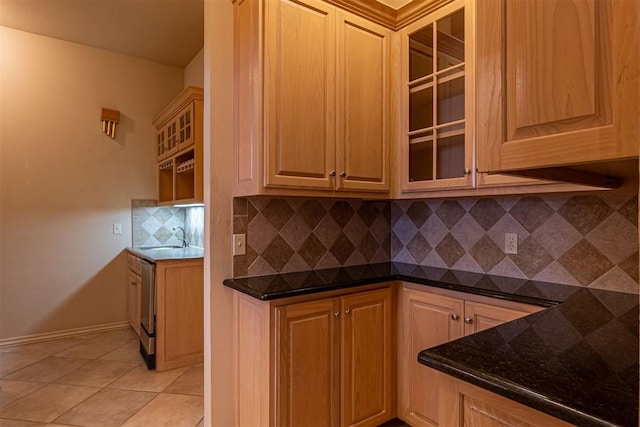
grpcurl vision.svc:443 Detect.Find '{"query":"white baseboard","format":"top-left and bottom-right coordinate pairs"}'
top-left (0, 321), bottom-right (132, 348)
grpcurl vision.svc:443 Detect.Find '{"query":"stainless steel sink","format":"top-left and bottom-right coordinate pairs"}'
top-left (136, 245), bottom-right (183, 251)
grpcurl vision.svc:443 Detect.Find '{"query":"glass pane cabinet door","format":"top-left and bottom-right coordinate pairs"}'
top-left (405, 5), bottom-right (470, 190)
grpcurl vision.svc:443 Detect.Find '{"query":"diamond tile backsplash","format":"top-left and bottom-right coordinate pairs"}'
top-left (131, 200), bottom-right (205, 248)
top-left (392, 193), bottom-right (639, 293)
top-left (233, 197), bottom-right (391, 277)
top-left (235, 192), bottom-right (638, 294)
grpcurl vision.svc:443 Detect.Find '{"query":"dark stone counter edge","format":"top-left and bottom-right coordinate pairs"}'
top-left (222, 274), bottom-right (559, 308)
top-left (418, 352), bottom-right (619, 427)
top-left (126, 247), bottom-right (204, 263)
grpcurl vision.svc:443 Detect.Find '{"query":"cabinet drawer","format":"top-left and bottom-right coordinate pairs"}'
top-left (127, 253), bottom-right (142, 276)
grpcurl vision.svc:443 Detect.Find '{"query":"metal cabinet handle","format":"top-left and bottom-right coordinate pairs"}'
top-left (464, 167), bottom-right (471, 175)
top-left (450, 313), bottom-right (459, 321)
top-left (339, 171), bottom-right (347, 178)
top-left (464, 317), bottom-right (473, 324)
top-left (334, 311), bottom-right (340, 317)
top-left (329, 170), bottom-right (336, 177)
top-left (345, 309), bottom-right (351, 315)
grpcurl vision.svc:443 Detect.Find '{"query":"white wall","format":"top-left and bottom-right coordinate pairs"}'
top-left (185, 47), bottom-right (204, 88)
top-left (0, 27), bottom-right (184, 340)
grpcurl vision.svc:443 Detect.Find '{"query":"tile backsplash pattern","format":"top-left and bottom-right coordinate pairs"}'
top-left (185, 206), bottom-right (205, 248)
top-left (233, 197), bottom-right (391, 277)
top-left (131, 200), bottom-right (186, 247)
top-left (391, 193), bottom-right (639, 293)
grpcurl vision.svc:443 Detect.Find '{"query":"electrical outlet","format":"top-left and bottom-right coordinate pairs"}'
top-left (505, 233), bottom-right (518, 254)
top-left (233, 234), bottom-right (246, 256)
top-left (113, 223), bottom-right (122, 235)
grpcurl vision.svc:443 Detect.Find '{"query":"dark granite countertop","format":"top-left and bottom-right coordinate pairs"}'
top-left (127, 246), bottom-right (204, 263)
top-left (419, 288), bottom-right (638, 427)
top-left (224, 262), bottom-right (639, 427)
top-left (223, 262), bottom-right (580, 306)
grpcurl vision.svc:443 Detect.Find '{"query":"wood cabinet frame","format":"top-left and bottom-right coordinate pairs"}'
top-left (476, 0), bottom-right (639, 174)
top-left (397, 282), bottom-right (544, 426)
top-left (153, 86), bottom-right (204, 205)
top-left (233, 282), bottom-right (396, 427)
top-left (234, 0), bottom-right (392, 198)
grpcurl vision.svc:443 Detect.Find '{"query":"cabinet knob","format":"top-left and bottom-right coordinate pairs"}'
top-left (464, 167), bottom-right (471, 175)
top-left (464, 317), bottom-right (473, 324)
top-left (339, 171), bottom-right (347, 178)
top-left (330, 170), bottom-right (336, 177)
top-left (345, 309), bottom-right (351, 315)
top-left (450, 313), bottom-right (459, 321)
top-left (334, 311), bottom-right (340, 317)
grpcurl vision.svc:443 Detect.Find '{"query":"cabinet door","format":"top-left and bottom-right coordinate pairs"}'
top-left (341, 287), bottom-right (394, 427)
top-left (400, 0), bottom-right (474, 193)
top-left (476, 0), bottom-right (639, 173)
top-left (127, 271), bottom-right (140, 337)
top-left (177, 103), bottom-right (195, 150)
top-left (276, 297), bottom-right (341, 427)
top-left (165, 121), bottom-right (179, 157)
top-left (265, 0), bottom-right (336, 190)
top-left (155, 262), bottom-right (204, 371)
top-left (156, 128), bottom-right (167, 161)
top-left (336, 11), bottom-right (390, 192)
top-left (398, 287), bottom-right (464, 427)
top-left (439, 375), bottom-right (574, 427)
top-left (463, 301), bottom-right (541, 335)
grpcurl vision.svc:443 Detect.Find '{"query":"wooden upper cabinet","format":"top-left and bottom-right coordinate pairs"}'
top-left (234, 0), bottom-right (391, 197)
top-left (399, 0), bottom-right (474, 193)
top-left (336, 11), bottom-right (391, 192)
top-left (153, 86), bottom-right (204, 205)
top-left (265, 0), bottom-right (336, 190)
top-left (476, 0), bottom-right (640, 173)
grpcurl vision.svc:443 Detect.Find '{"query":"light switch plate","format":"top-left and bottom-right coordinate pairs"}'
top-left (113, 223), bottom-right (122, 235)
top-left (233, 234), bottom-right (246, 256)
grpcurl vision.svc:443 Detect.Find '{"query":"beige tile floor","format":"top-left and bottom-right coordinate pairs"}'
top-left (0, 329), bottom-right (204, 427)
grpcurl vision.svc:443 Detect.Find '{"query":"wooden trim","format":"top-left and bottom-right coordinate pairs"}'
top-left (325, 0), bottom-right (397, 29)
top-left (0, 322), bottom-right (131, 348)
top-left (153, 86), bottom-right (204, 129)
top-left (233, 292), bottom-right (272, 427)
top-left (439, 374), bottom-right (574, 427)
top-left (395, 0), bottom-right (454, 29)
top-left (395, 181), bottom-right (609, 199)
top-left (324, 0), bottom-right (457, 30)
top-left (504, 168), bottom-right (623, 189)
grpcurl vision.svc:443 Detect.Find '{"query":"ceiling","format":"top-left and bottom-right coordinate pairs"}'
top-left (0, 0), bottom-right (204, 68)
top-left (0, 0), bottom-right (412, 68)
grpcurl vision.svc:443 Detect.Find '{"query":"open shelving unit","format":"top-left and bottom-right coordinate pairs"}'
top-left (153, 86), bottom-right (203, 205)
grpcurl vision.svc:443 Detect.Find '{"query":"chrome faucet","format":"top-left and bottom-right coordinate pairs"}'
top-left (173, 226), bottom-right (188, 248)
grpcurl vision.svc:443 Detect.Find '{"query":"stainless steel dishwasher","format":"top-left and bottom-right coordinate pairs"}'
top-left (139, 259), bottom-right (156, 369)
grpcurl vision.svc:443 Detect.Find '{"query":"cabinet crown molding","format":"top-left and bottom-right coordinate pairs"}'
top-left (153, 86), bottom-right (204, 130)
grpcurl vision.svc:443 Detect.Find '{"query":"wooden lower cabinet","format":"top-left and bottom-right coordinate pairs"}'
top-left (234, 284), bottom-right (395, 427)
top-left (277, 287), bottom-right (395, 427)
top-left (341, 289), bottom-right (395, 427)
top-left (439, 374), bottom-right (573, 427)
top-left (276, 298), bottom-right (341, 426)
top-left (398, 283), bottom-right (544, 427)
top-left (155, 259), bottom-right (204, 371)
top-left (126, 254), bottom-right (142, 337)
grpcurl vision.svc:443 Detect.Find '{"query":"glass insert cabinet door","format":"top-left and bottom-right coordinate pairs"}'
top-left (401, 1), bottom-right (473, 192)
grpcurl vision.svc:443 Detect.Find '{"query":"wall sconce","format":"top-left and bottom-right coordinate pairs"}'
top-left (101, 108), bottom-right (120, 139)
